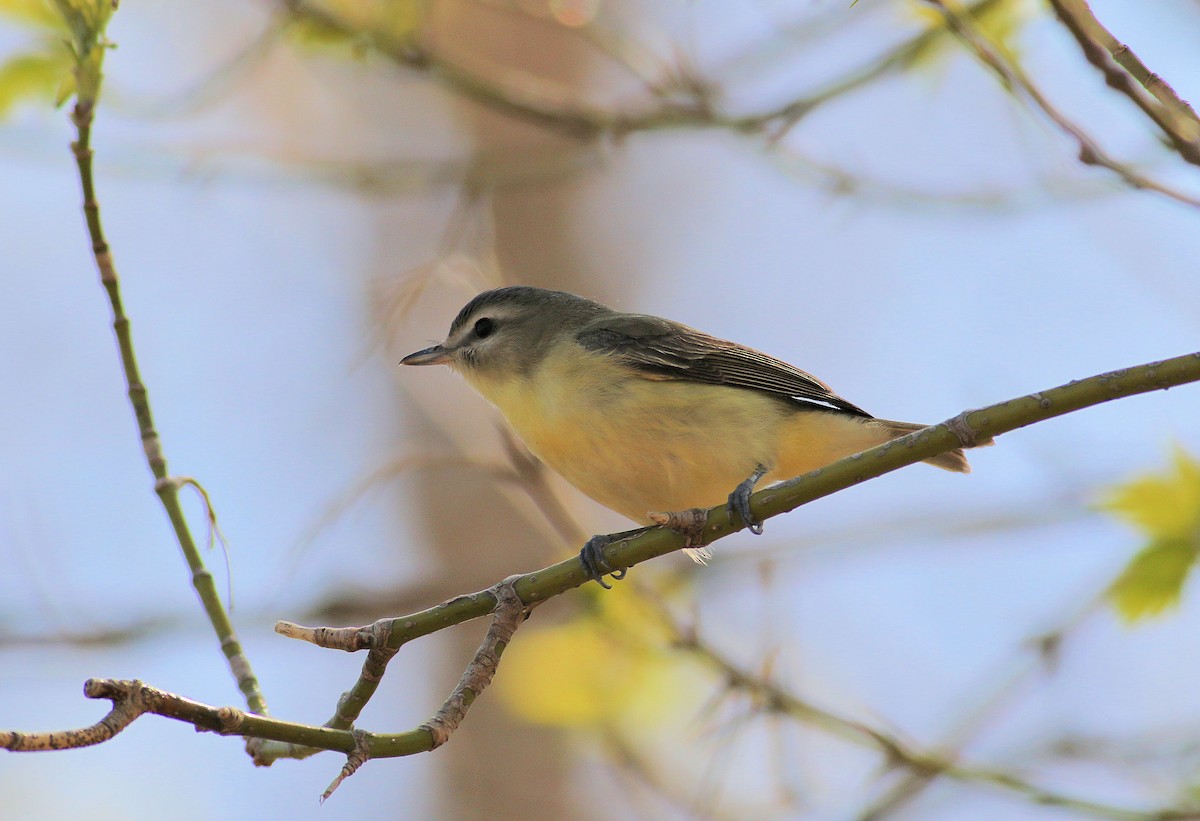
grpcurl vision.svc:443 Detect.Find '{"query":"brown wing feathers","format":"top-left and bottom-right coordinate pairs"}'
top-left (576, 314), bottom-right (872, 418)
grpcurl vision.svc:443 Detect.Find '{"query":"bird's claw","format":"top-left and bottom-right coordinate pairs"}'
top-left (728, 464), bottom-right (768, 535)
top-left (580, 533), bottom-right (628, 589)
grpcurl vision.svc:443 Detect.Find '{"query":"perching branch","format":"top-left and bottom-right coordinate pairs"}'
top-left (8, 351), bottom-right (1195, 782)
top-left (55, 1), bottom-right (267, 715)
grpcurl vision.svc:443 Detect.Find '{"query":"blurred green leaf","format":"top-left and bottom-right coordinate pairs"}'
top-left (495, 584), bottom-right (708, 733)
top-left (41, 0), bottom-right (116, 106)
top-left (1103, 449), bottom-right (1200, 622)
top-left (0, 50), bottom-right (73, 116)
top-left (284, 0), bottom-right (428, 56)
top-left (0, 0), bottom-right (65, 30)
top-left (906, 0), bottom-right (1032, 71)
top-left (1109, 537), bottom-right (1199, 621)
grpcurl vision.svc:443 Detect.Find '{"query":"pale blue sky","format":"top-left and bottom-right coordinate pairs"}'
top-left (3, 1), bottom-right (1200, 819)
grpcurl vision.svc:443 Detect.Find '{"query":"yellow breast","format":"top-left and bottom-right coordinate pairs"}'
top-left (460, 344), bottom-right (890, 524)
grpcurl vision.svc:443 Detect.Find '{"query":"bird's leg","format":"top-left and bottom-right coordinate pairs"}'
top-left (579, 528), bottom-right (645, 589)
top-left (728, 464), bottom-right (768, 535)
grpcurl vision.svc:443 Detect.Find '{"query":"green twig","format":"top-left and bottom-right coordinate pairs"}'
top-left (57, 0), bottom-right (268, 716)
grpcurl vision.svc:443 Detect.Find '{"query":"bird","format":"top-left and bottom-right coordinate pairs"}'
top-left (402, 286), bottom-right (968, 586)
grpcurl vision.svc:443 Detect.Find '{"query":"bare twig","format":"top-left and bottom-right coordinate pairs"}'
top-left (419, 576), bottom-right (530, 748)
top-left (1047, 0), bottom-right (1200, 166)
top-left (922, 0), bottom-right (1200, 209)
top-left (321, 730), bottom-right (370, 802)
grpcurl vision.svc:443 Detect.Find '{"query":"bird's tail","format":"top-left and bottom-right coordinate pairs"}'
top-left (876, 419), bottom-right (975, 474)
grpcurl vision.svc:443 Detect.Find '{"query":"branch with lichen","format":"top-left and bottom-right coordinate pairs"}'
top-left (6, 351), bottom-right (1199, 806)
top-left (52, 0), bottom-right (267, 715)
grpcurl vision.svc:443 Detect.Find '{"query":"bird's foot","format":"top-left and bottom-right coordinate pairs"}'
top-left (647, 508), bottom-right (712, 564)
top-left (579, 529), bottom-right (643, 589)
top-left (728, 464), bottom-right (768, 535)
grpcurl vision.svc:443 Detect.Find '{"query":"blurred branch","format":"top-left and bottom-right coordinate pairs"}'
top-left (767, 145), bottom-right (1119, 211)
top-left (54, 0), bottom-right (268, 715)
top-left (666, 618), bottom-right (1187, 821)
top-left (857, 595), bottom-right (1103, 819)
top-left (1046, 0), bottom-right (1200, 166)
top-left (279, 0), bottom-right (1008, 140)
top-left (280, 0), bottom-right (1200, 209)
top-left (922, 0), bottom-right (1200, 209)
top-left (464, 0), bottom-right (671, 95)
top-left (0, 616), bottom-right (184, 649)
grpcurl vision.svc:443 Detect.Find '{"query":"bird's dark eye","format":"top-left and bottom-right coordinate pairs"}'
top-left (473, 317), bottom-right (495, 339)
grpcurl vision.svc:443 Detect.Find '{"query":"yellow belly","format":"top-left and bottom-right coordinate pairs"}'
top-left (460, 346), bottom-right (893, 524)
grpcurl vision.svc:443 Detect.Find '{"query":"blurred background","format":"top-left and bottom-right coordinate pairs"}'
top-left (2, 0), bottom-right (1200, 818)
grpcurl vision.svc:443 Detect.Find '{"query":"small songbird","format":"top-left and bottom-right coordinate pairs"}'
top-left (402, 286), bottom-right (968, 586)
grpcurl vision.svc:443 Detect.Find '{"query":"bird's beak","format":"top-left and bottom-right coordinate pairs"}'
top-left (400, 344), bottom-right (453, 366)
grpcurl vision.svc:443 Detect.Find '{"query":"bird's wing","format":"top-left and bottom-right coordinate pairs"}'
top-left (576, 313), bottom-right (871, 417)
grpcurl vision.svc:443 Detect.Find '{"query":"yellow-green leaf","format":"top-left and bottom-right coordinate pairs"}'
top-left (1102, 448), bottom-right (1200, 541)
top-left (0, 0), bottom-right (65, 30)
top-left (1103, 449), bottom-right (1200, 622)
top-left (495, 585), bottom-right (706, 732)
top-left (905, 0), bottom-right (1032, 71)
top-left (0, 50), bottom-right (73, 117)
top-left (285, 0), bottom-right (427, 55)
top-left (1109, 537), bottom-right (1199, 622)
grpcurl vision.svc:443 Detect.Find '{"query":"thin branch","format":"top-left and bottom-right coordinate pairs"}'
top-left (58, 1), bottom-right (267, 714)
top-left (1046, 0), bottom-right (1200, 166)
top-left (417, 576), bottom-right (530, 749)
top-left (3, 678), bottom-right (359, 754)
top-left (4, 577), bottom-right (535, 803)
top-left (282, 579), bottom-right (527, 799)
top-left (922, 0), bottom-right (1200, 209)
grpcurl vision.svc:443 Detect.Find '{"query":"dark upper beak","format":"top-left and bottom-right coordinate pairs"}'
top-left (400, 344), bottom-right (453, 366)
